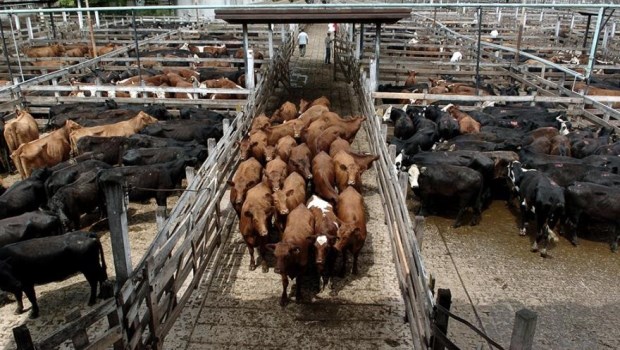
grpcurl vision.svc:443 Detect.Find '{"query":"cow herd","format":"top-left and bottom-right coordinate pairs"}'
top-left (22, 41), bottom-right (262, 100)
top-left (230, 97), bottom-right (378, 306)
top-left (385, 101), bottom-right (620, 256)
top-left (0, 101), bottom-right (227, 317)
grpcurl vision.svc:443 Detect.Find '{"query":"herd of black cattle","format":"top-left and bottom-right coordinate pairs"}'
top-left (384, 102), bottom-right (620, 257)
top-left (0, 101), bottom-right (226, 318)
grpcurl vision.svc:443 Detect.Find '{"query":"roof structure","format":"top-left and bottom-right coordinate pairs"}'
top-left (215, 6), bottom-right (412, 24)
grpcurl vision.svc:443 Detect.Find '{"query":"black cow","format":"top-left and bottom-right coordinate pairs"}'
top-left (0, 211), bottom-right (62, 248)
top-left (122, 146), bottom-right (206, 166)
top-left (409, 164), bottom-right (484, 228)
top-left (579, 170), bottom-right (620, 187)
top-left (179, 107), bottom-right (228, 122)
top-left (48, 172), bottom-right (104, 231)
top-left (564, 182), bottom-right (620, 252)
top-left (97, 159), bottom-right (186, 207)
top-left (382, 106), bottom-right (415, 140)
top-left (198, 68), bottom-right (244, 83)
top-left (508, 161), bottom-right (564, 257)
top-left (45, 159), bottom-right (111, 199)
top-left (139, 120), bottom-right (223, 146)
top-left (0, 168), bottom-right (50, 219)
top-left (0, 231), bottom-right (110, 318)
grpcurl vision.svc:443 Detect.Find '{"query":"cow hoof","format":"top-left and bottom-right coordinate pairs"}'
top-left (452, 223), bottom-right (461, 229)
top-left (14, 308), bottom-right (24, 315)
top-left (29, 311), bottom-right (39, 319)
top-left (249, 264), bottom-right (256, 271)
top-left (274, 267), bottom-right (281, 274)
top-left (261, 265), bottom-right (269, 273)
top-left (279, 298), bottom-right (289, 307)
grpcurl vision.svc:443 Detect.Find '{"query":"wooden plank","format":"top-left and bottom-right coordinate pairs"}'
top-left (83, 326), bottom-right (122, 350)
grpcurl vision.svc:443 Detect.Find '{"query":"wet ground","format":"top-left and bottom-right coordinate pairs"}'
top-left (417, 196), bottom-right (620, 349)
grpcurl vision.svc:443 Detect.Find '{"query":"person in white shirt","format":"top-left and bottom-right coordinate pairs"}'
top-left (298, 29), bottom-right (309, 57)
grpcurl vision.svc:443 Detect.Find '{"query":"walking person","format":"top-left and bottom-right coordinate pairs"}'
top-left (298, 29), bottom-right (309, 57)
top-left (324, 32), bottom-right (333, 64)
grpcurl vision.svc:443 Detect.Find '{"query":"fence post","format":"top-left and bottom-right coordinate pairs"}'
top-left (66, 308), bottom-right (90, 348)
top-left (432, 288), bottom-right (452, 350)
top-left (509, 308), bottom-right (537, 350)
top-left (13, 325), bottom-right (34, 350)
top-left (100, 177), bottom-right (132, 289)
top-left (26, 17), bottom-right (34, 39)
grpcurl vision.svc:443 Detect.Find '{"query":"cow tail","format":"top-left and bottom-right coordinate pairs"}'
top-left (96, 238), bottom-right (108, 281)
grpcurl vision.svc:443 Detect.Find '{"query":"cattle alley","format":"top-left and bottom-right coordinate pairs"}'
top-left (164, 23), bottom-right (413, 349)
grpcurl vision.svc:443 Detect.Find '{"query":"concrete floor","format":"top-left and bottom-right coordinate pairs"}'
top-left (164, 23), bottom-right (414, 350)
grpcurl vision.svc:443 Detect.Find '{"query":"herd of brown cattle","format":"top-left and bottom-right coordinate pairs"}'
top-left (4, 109), bottom-right (158, 179)
top-left (229, 97), bottom-right (378, 306)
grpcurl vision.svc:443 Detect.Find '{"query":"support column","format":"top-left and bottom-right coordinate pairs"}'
top-left (0, 16), bottom-right (15, 84)
top-left (49, 12), bottom-right (57, 39)
top-left (359, 23), bottom-right (364, 59)
top-left (585, 7), bottom-right (605, 81)
top-left (374, 22), bottom-right (381, 92)
top-left (131, 10), bottom-right (144, 94)
top-left (267, 23), bottom-right (274, 59)
top-left (475, 7), bottom-right (482, 92)
top-left (100, 178), bottom-right (132, 289)
top-left (243, 23), bottom-right (250, 81)
top-left (583, 14), bottom-right (592, 48)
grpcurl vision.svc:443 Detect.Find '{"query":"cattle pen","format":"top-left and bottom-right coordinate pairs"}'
top-left (0, 1), bottom-right (620, 350)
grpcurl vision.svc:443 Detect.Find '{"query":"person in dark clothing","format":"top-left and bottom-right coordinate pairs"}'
top-left (324, 32), bottom-right (333, 64)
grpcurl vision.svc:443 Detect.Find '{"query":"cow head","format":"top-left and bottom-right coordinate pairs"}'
top-left (408, 164), bottom-right (422, 189)
top-left (135, 111), bottom-right (159, 129)
top-left (243, 199), bottom-right (272, 237)
top-left (311, 234), bottom-right (337, 274)
top-left (264, 145), bottom-right (275, 162)
top-left (334, 223), bottom-right (360, 252)
top-left (267, 242), bottom-right (301, 274)
top-left (264, 158), bottom-right (287, 192)
top-left (338, 159), bottom-right (360, 187)
top-left (382, 105), bottom-right (393, 123)
top-left (273, 188), bottom-right (294, 215)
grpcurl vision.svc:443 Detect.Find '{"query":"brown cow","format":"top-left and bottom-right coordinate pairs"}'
top-left (4, 110), bottom-right (39, 155)
top-left (69, 111), bottom-right (158, 154)
top-left (328, 137), bottom-right (351, 158)
top-left (335, 186), bottom-right (367, 275)
top-left (25, 44), bottom-right (64, 57)
top-left (263, 157), bottom-right (288, 192)
top-left (229, 157), bottom-right (263, 216)
top-left (303, 118), bottom-right (330, 146)
top-left (313, 125), bottom-right (348, 156)
top-left (306, 195), bottom-right (340, 290)
top-left (239, 182), bottom-right (273, 272)
top-left (250, 114), bottom-right (271, 133)
top-left (11, 120), bottom-right (82, 179)
top-left (270, 101), bottom-right (298, 124)
top-left (275, 135), bottom-right (297, 163)
top-left (288, 144), bottom-right (313, 180)
top-left (311, 151), bottom-right (338, 205)
top-left (264, 145), bottom-right (276, 162)
top-left (297, 105), bottom-right (330, 127)
top-left (267, 204), bottom-right (315, 306)
top-left (333, 149), bottom-right (377, 192)
top-left (404, 70), bottom-right (417, 87)
top-left (300, 96), bottom-right (331, 113)
top-left (318, 113), bottom-right (366, 141)
top-left (444, 104), bottom-right (480, 134)
top-left (264, 122), bottom-right (297, 145)
top-left (64, 46), bottom-right (89, 57)
top-left (239, 130), bottom-right (268, 163)
top-left (273, 172), bottom-right (306, 233)
top-left (200, 77), bottom-right (245, 100)
top-left (188, 44), bottom-right (227, 57)
top-left (549, 135), bottom-right (571, 157)
top-left (574, 82), bottom-right (620, 108)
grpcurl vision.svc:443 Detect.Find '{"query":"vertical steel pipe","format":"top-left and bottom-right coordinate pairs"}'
top-left (475, 6), bottom-right (482, 92)
top-left (131, 10), bottom-right (144, 89)
top-left (0, 16), bottom-right (15, 84)
top-left (585, 7), bottom-right (605, 81)
top-left (374, 22), bottom-right (380, 92)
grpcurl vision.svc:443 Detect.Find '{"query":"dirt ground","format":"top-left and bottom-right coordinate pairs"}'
top-left (416, 198), bottom-right (620, 349)
top-left (0, 171), bottom-right (178, 350)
